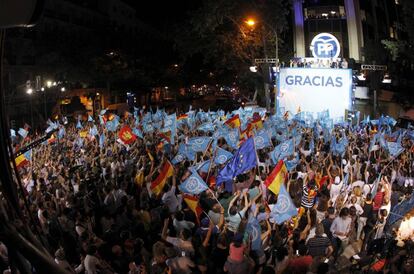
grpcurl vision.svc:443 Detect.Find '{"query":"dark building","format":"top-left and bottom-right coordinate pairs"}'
top-left (292, 0), bottom-right (401, 62)
top-left (3, 0), bottom-right (159, 126)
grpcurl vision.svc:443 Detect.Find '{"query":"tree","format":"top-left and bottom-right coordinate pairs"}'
top-left (175, 0), bottom-right (290, 97)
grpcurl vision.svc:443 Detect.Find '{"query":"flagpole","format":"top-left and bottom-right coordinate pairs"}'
top-left (206, 147), bottom-right (217, 183)
top-left (252, 137), bottom-right (261, 177)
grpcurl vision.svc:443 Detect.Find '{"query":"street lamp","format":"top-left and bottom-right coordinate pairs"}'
top-left (41, 87), bottom-right (45, 91)
top-left (61, 87), bottom-right (65, 92)
top-left (245, 18), bottom-right (256, 27)
top-left (46, 81), bottom-right (52, 88)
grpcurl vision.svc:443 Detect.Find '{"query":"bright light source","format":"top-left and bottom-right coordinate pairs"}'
top-left (245, 19), bottom-right (256, 27)
top-left (53, 82), bottom-right (57, 86)
top-left (322, 13), bottom-right (328, 17)
top-left (330, 11), bottom-right (336, 14)
top-left (249, 66), bottom-right (257, 72)
top-left (41, 87), bottom-right (45, 91)
top-left (96, 92), bottom-right (100, 96)
top-left (26, 88), bottom-right (33, 94)
top-left (165, 86), bottom-right (169, 89)
top-left (174, 64), bottom-right (178, 68)
top-left (357, 73), bottom-right (366, 81)
top-left (61, 87), bottom-right (65, 92)
top-left (46, 81), bottom-right (52, 88)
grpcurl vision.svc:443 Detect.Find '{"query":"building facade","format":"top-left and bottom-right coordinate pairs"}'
top-left (292, 0), bottom-right (401, 62)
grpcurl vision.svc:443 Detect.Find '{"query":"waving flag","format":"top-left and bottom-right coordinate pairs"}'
top-left (187, 137), bottom-right (212, 153)
top-left (15, 150), bottom-right (32, 169)
top-left (99, 115), bottom-right (107, 125)
top-left (216, 138), bottom-right (257, 189)
top-left (182, 194), bottom-right (203, 223)
top-left (254, 130), bottom-right (272, 150)
top-left (224, 128), bottom-right (240, 149)
top-left (196, 160), bottom-right (211, 174)
top-left (18, 128), bottom-right (28, 138)
top-left (285, 154), bottom-right (300, 171)
top-left (132, 128), bottom-right (143, 139)
top-left (171, 153), bottom-right (186, 165)
top-left (270, 184), bottom-right (297, 224)
top-left (99, 133), bottom-right (105, 148)
top-left (76, 120), bottom-right (82, 129)
top-left (58, 127), bottom-right (66, 139)
top-left (150, 161), bottom-right (174, 196)
top-left (197, 123), bottom-right (215, 132)
top-left (387, 141), bottom-right (404, 157)
top-left (265, 160), bottom-right (288, 195)
top-left (89, 125), bottom-right (98, 136)
top-left (178, 143), bottom-right (196, 161)
top-left (105, 120), bottom-right (117, 132)
top-left (118, 125), bottom-right (137, 145)
top-left (246, 217), bottom-right (262, 251)
top-left (387, 194), bottom-right (414, 225)
top-left (179, 171), bottom-right (208, 195)
top-left (79, 131), bottom-right (88, 138)
top-left (177, 113), bottom-right (188, 121)
top-left (215, 147), bottom-right (233, 165)
top-left (88, 115), bottom-right (94, 122)
top-left (224, 114), bottom-right (241, 129)
top-left (269, 139), bottom-right (294, 164)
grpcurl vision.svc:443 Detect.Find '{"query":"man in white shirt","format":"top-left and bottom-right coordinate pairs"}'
top-left (330, 207), bottom-right (351, 257)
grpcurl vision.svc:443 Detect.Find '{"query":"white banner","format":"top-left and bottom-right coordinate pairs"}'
top-left (277, 68), bottom-right (353, 119)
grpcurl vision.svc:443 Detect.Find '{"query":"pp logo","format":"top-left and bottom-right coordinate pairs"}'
top-left (273, 194), bottom-right (290, 214)
top-left (186, 177), bottom-right (201, 192)
top-left (280, 142), bottom-right (289, 152)
top-left (255, 136), bottom-right (264, 148)
top-left (217, 155), bottom-right (228, 164)
top-left (310, 33), bottom-right (341, 59)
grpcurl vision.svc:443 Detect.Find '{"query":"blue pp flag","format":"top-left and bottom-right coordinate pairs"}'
top-left (76, 120), bottom-right (82, 129)
top-left (285, 154), bottom-right (300, 171)
top-left (106, 120), bottom-right (117, 132)
top-left (197, 122), bottom-right (215, 132)
top-left (18, 128), bottom-right (28, 138)
top-left (171, 153), bottom-right (186, 165)
top-left (224, 128), bottom-right (240, 149)
top-left (246, 217), bottom-right (262, 251)
top-left (196, 160), bottom-right (211, 174)
top-left (99, 134), bottom-right (105, 148)
top-left (387, 194), bottom-right (414, 225)
top-left (178, 171), bottom-right (209, 195)
top-left (58, 127), bottom-right (66, 139)
top-left (387, 141), bottom-right (404, 157)
top-left (132, 128), bottom-right (143, 139)
top-left (270, 184), bottom-right (297, 224)
top-left (178, 143), bottom-right (196, 161)
top-left (269, 139), bottom-right (294, 164)
top-left (215, 147), bottom-right (233, 165)
top-left (187, 137), bottom-right (212, 153)
top-left (89, 125), bottom-right (98, 136)
top-left (254, 130), bottom-right (272, 150)
top-left (216, 138), bottom-right (257, 188)
top-left (88, 115), bottom-right (94, 122)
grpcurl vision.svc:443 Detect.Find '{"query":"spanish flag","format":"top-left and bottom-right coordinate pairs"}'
top-left (224, 114), bottom-right (241, 129)
top-left (251, 118), bottom-right (263, 130)
top-left (150, 161), bottom-right (174, 196)
top-left (182, 193), bottom-right (202, 223)
top-left (177, 114), bottom-right (188, 121)
top-left (47, 134), bottom-right (56, 144)
top-left (15, 150), bottom-right (32, 169)
top-left (158, 131), bottom-right (171, 143)
top-left (264, 160), bottom-right (288, 195)
top-left (118, 125), bottom-right (136, 145)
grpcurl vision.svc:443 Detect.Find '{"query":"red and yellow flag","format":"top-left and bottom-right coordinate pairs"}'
top-left (182, 193), bottom-right (202, 223)
top-left (79, 131), bottom-right (88, 138)
top-left (47, 134), bottom-right (56, 144)
top-left (150, 161), bottom-right (174, 196)
top-left (264, 160), bottom-right (288, 195)
top-left (224, 114), bottom-right (241, 129)
top-left (251, 118), bottom-right (263, 131)
top-left (118, 125), bottom-right (136, 145)
top-left (177, 114), bottom-right (188, 121)
top-left (15, 150), bottom-right (32, 169)
top-left (158, 131), bottom-right (171, 143)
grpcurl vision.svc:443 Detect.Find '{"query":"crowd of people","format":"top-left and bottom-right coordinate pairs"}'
top-left (2, 107), bottom-right (414, 274)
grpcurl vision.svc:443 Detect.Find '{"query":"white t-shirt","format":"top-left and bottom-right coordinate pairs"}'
top-left (84, 254), bottom-right (100, 274)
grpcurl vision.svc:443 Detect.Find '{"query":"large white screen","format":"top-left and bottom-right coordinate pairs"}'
top-left (277, 68), bottom-right (352, 119)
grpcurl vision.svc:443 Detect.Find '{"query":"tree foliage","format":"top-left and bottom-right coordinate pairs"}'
top-left (175, 0), bottom-right (290, 87)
